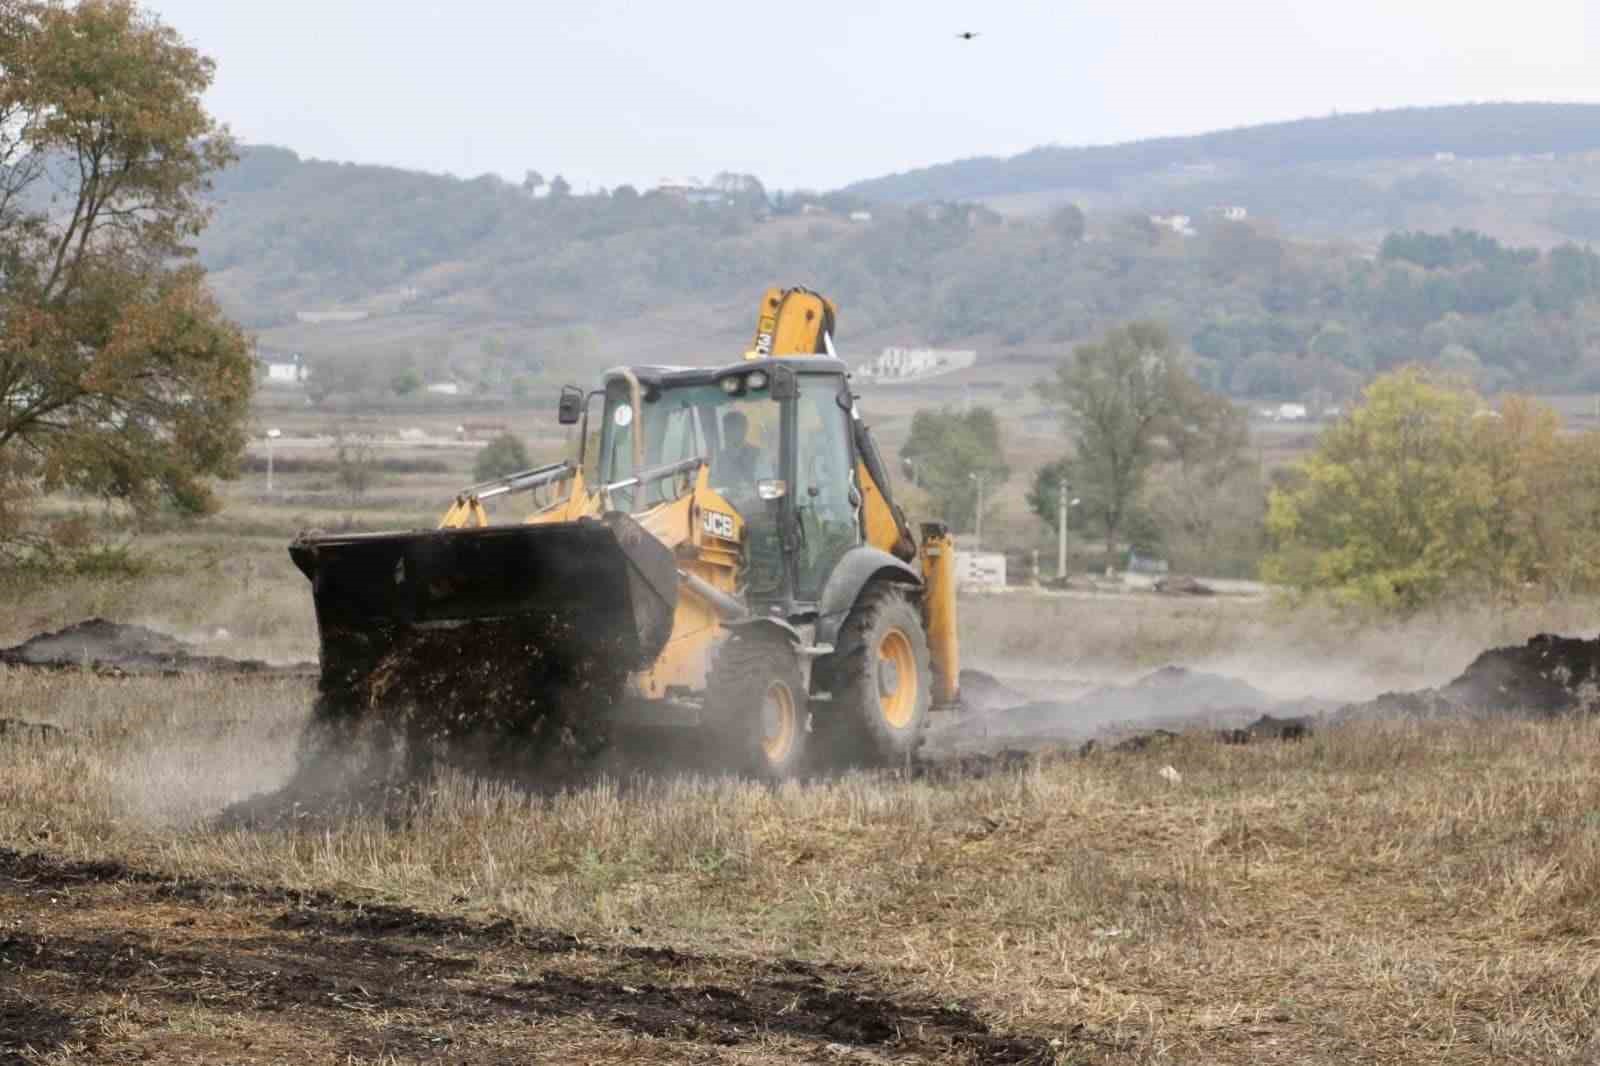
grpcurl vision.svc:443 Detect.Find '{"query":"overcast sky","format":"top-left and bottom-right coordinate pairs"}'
top-left (143, 0), bottom-right (1597, 192)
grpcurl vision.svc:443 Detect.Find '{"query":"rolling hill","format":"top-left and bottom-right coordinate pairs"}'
top-left (844, 103), bottom-right (1600, 205)
top-left (196, 104), bottom-right (1600, 411)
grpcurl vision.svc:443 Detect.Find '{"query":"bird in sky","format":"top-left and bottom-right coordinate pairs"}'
top-left (956, 31), bottom-right (980, 40)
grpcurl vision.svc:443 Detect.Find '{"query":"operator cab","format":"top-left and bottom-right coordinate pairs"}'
top-left (592, 358), bottom-right (861, 605)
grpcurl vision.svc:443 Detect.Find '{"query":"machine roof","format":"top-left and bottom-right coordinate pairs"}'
top-left (606, 357), bottom-right (850, 391)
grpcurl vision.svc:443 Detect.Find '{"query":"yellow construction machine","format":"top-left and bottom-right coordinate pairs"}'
top-left (289, 287), bottom-right (961, 777)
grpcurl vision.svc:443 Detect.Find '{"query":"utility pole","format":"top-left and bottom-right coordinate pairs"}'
top-left (971, 471), bottom-right (986, 550)
top-left (266, 428), bottom-right (281, 494)
top-left (1057, 473), bottom-right (1068, 579)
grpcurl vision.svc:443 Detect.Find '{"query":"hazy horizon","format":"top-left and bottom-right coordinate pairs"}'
top-left (146, 0), bottom-right (1596, 192)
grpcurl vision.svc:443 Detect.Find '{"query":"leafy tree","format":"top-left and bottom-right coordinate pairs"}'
top-left (1026, 456), bottom-right (1161, 572)
top-left (1263, 367), bottom-right (1497, 611)
top-left (521, 170), bottom-right (544, 196)
top-left (548, 174), bottom-right (572, 199)
top-left (1145, 374), bottom-right (1258, 569)
top-left (333, 430), bottom-right (377, 504)
top-left (391, 370), bottom-right (422, 396)
top-left (1036, 322), bottom-right (1181, 567)
top-left (899, 406), bottom-right (1009, 533)
top-left (0, 0), bottom-right (250, 562)
top-left (1050, 204), bottom-right (1086, 243)
top-left (473, 431), bottom-right (532, 482)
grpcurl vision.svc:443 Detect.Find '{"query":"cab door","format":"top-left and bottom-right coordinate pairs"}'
top-left (792, 373), bottom-right (861, 599)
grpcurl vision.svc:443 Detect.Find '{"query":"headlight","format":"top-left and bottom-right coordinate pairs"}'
top-left (721, 376), bottom-right (741, 395)
top-left (746, 370), bottom-right (768, 391)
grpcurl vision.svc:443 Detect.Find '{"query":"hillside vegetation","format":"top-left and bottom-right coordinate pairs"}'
top-left (201, 143), bottom-right (1600, 408)
top-left (844, 102), bottom-right (1600, 205)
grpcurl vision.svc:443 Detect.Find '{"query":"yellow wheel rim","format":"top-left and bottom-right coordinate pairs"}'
top-left (761, 679), bottom-right (798, 763)
top-left (876, 628), bottom-right (918, 729)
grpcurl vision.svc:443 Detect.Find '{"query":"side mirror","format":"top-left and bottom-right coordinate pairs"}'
top-left (557, 384), bottom-right (583, 425)
top-left (770, 364), bottom-right (798, 401)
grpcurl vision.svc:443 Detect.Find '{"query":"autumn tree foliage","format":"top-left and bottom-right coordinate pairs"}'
top-left (1263, 367), bottom-right (1600, 610)
top-left (0, 0), bottom-right (251, 564)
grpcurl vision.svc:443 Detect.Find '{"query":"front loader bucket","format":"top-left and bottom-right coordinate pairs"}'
top-left (288, 513), bottom-right (677, 749)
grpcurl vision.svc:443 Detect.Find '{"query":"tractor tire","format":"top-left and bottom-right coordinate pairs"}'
top-left (820, 582), bottom-right (932, 768)
top-left (705, 633), bottom-right (810, 780)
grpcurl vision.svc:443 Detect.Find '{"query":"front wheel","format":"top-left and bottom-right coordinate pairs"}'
top-left (820, 583), bottom-right (932, 767)
top-left (705, 634), bottom-right (810, 780)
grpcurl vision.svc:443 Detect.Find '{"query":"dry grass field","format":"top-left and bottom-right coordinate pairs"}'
top-left (6, 420), bottom-right (1600, 1063)
top-left (6, 668), bottom-right (1600, 1064)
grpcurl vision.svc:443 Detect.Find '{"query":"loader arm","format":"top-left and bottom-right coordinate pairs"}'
top-left (746, 286), bottom-right (958, 708)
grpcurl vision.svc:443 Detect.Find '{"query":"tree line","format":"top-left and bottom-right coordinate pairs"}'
top-left (196, 141), bottom-right (1600, 406)
top-left (908, 316), bottom-right (1600, 612)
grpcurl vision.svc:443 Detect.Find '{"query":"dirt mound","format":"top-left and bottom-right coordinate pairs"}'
top-left (0, 618), bottom-right (313, 677)
top-left (959, 668), bottom-right (1031, 712)
top-left (1020, 666), bottom-right (1274, 734)
top-left (0, 718), bottom-right (69, 742)
top-left (1444, 633), bottom-right (1600, 713)
top-left (930, 665), bottom-right (1288, 751)
top-left (1337, 632), bottom-right (1600, 721)
top-left (1153, 574), bottom-right (1216, 596)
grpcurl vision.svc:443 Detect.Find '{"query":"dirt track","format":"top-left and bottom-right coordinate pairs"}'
top-left (0, 848), bottom-right (1059, 1065)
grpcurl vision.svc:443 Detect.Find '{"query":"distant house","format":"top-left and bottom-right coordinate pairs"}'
top-left (425, 382), bottom-right (462, 397)
top-left (456, 421), bottom-right (509, 441)
top-left (1275, 403), bottom-right (1309, 422)
top-left (295, 310), bottom-right (370, 325)
top-left (1221, 205), bottom-right (1247, 221)
top-left (1434, 151), bottom-right (1457, 163)
top-left (918, 201), bottom-right (1000, 228)
top-left (653, 180), bottom-right (729, 206)
top-left (261, 353), bottom-right (307, 385)
top-left (1149, 213), bottom-right (1196, 237)
top-left (856, 346), bottom-right (977, 382)
top-left (848, 210), bottom-right (873, 223)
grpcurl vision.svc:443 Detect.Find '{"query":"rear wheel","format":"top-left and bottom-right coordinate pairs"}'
top-left (705, 633), bottom-right (810, 780)
top-left (821, 582), bottom-right (931, 767)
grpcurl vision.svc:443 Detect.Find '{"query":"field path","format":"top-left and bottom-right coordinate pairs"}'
top-left (0, 848), bottom-right (1059, 1065)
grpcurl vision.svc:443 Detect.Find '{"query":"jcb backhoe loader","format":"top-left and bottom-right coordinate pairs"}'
top-left (289, 287), bottom-right (961, 777)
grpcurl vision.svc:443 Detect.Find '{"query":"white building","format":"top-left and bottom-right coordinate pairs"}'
top-left (1275, 403), bottom-right (1308, 422)
top-left (855, 346), bottom-right (978, 382)
top-left (425, 382), bottom-right (462, 397)
top-left (1149, 213), bottom-right (1197, 237)
top-left (848, 210), bottom-right (873, 223)
top-left (263, 353), bottom-right (306, 385)
top-left (295, 310), bottom-right (370, 325)
top-left (956, 551), bottom-right (1007, 589)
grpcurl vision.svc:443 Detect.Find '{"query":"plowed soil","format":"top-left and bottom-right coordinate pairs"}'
top-left (0, 618), bottom-right (314, 678)
top-left (1337, 631), bottom-right (1600, 721)
top-left (0, 848), bottom-right (1057, 1065)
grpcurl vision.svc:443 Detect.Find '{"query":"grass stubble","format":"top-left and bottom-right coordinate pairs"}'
top-left (5, 471), bottom-right (1600, 1062)
top-left (5, 654), bottom-right (1600, 1062)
